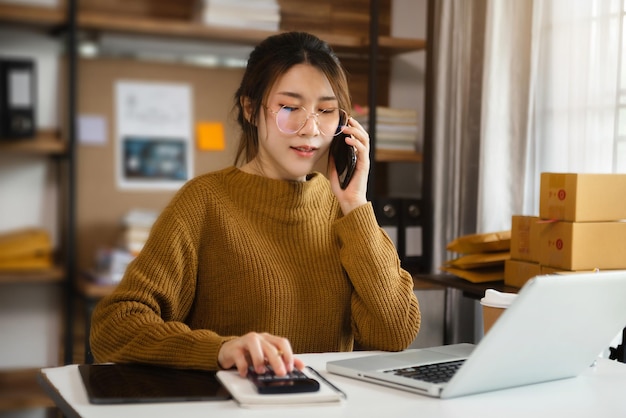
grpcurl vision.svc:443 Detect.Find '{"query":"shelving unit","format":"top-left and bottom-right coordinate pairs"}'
top-left (0, 133), bottom-right (72, 415)
top-left (0, 2), bottom-right (77, 414)
top-left (0, 129), bottom-right (72, 416)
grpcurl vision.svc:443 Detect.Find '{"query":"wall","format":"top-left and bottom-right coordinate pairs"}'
top-left (74, 58), bottom-right (243, 273)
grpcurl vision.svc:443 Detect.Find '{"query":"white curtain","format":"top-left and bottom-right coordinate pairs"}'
top-left (479, 0), bottom-right (623, 232)
top-left (429, 0), bottom-right (486, 272)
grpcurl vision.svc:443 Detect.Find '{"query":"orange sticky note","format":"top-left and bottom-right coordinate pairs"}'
top-left (196, 122), bottom-right (225, 151)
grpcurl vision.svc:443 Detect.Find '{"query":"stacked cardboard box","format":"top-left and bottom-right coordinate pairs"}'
top-left (506, 215), bottom-right (542, 288)
top-left (506, 173), bottom-right (626, 288)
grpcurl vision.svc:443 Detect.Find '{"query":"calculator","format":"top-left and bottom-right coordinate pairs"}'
top-left (247, 366), bottom-right (320, 394)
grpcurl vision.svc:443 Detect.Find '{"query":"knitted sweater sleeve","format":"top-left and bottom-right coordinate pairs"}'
top-left (89, 197), bottom-right (233, 370)
top-left (334, 202), bottom-right (421, 351)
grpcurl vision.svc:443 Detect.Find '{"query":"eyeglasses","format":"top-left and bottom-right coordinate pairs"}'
top-left (266, 105), bottom-right (349, 136)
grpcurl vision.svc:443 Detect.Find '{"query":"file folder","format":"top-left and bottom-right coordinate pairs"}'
top-left (399, 198), bottom-right (424, 269)
top-left (0, 58), bottom-right (36, 139)
top-left (373, 198), bottom-right (401, 251)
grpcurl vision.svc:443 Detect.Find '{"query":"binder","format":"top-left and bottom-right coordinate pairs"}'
top-left (0, 58), bottom-right (36, 139)
top-left (373, 198), bottom-right (401, 251)
top-left (399, 198), bottom-right (425, 269)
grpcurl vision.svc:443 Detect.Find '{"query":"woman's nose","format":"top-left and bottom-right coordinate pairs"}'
top-left (298, 114), bottom-right (321, 136)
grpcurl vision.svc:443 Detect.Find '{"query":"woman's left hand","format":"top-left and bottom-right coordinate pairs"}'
top-left (329, 116), bottom-right (370, 215)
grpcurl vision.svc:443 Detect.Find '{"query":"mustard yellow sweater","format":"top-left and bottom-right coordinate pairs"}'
top-left (90, 167), bottom-right (421, 370)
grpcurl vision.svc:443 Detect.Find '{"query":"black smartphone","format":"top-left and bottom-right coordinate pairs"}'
top-left (330, 132), bottom-right (357, 189)
top-left (247, 367), bottom-right (320, 395)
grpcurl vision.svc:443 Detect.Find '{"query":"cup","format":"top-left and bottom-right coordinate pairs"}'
top-left (480, 289), bottom-right (517, 334)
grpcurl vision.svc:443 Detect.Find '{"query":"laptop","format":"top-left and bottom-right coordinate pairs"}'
top-left (327, 270), bottom-right (626, 399)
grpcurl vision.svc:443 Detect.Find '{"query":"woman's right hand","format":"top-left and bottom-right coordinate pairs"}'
top-left (217, 332), bottom-right (305, 377)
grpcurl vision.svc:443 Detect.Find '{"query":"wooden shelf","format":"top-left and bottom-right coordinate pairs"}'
top-left (0, 266), bottom-right (65, 285)
top-left (378, 35), bottom-right (427, 55)
top-left (77, 276), bottom-right (118, 299)
top-left (0, 130), bottom-right (66, 155)
top-left (0, 3), bottom-right (64, 27)
top-left (0, 368), bottom-right (55, 412)
top-left (375, 148), bottom-right (422, 163)
top-left (79, 12), bottom-right (425, 56)
top-left (78, 10), bottom-right (279, 46)
top-left (0, 3), bottom-right (425, 56)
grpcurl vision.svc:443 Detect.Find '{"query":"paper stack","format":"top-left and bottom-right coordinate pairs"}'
top-left (195, 0), bottom-right (281, 31)
top-left (352, 105), bottom-right (420, 151)
top-left (0, 227), bottom-right (53, 271)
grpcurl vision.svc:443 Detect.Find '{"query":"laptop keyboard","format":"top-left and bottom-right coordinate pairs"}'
top-left (385, 360), bottom-right (466, 384)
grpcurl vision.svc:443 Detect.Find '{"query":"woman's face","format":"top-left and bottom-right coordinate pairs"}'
top-left (251, 63), bottom-right (340, 182)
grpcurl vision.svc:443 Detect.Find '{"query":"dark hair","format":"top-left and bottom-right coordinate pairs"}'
top-left (233, 31), bottom-right (351, 165)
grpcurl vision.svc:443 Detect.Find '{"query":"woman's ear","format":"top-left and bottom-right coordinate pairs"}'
top-left (241, 97), bottom-right (254, 125)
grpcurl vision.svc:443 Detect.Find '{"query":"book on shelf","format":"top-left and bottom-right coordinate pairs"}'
top-left (194, 0), bottom-right (281, 31)
top-left (122, 225), bottom-right (152, 256)
top-left (121, 208), bottom-right (158, 256)
top-left (352, 105), bottom-right (421, 151)
top-left (88, 208), bottom-right (160, 285)
top-left (90, 248), bottom-right (135, 285)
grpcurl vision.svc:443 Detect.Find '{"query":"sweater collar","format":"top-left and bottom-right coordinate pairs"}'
top-left (224, 167), bottom-right (331, 213)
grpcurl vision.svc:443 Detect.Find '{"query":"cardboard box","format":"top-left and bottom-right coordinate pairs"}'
top-left (538, 221), bottom-right (626, 270)
top-left (510, 216), bottom-right (540, 263)
top-left (541, 265), bottom-right (566, 275)
top-left (540, 173), bottom-right (626, 222)
top-left (504, 259), bottom-right (541, 288)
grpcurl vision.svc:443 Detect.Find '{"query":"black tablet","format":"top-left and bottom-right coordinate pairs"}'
top-left (78, 363), bottom-right (231, 404)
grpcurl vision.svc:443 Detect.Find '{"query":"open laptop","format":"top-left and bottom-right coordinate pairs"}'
top-left (327, 270), bottom-right (626, 399)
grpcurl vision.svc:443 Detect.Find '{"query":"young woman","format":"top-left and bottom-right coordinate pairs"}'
top-left (90, 31), bottom-right (421, 378)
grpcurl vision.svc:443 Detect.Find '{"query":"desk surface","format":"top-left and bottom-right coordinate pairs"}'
top-left (413, 274), bottom-right (519, 299)
top-left (40, 351), bottom-right (626, 418)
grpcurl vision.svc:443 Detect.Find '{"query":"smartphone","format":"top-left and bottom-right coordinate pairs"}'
top-left (330, 132), bottom-right (357, 189)
top-left (247, 367), bottom-right (320, 395)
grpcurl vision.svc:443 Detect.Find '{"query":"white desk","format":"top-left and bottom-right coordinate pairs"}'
top-left (40, 351), bottom-right (626, 418)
